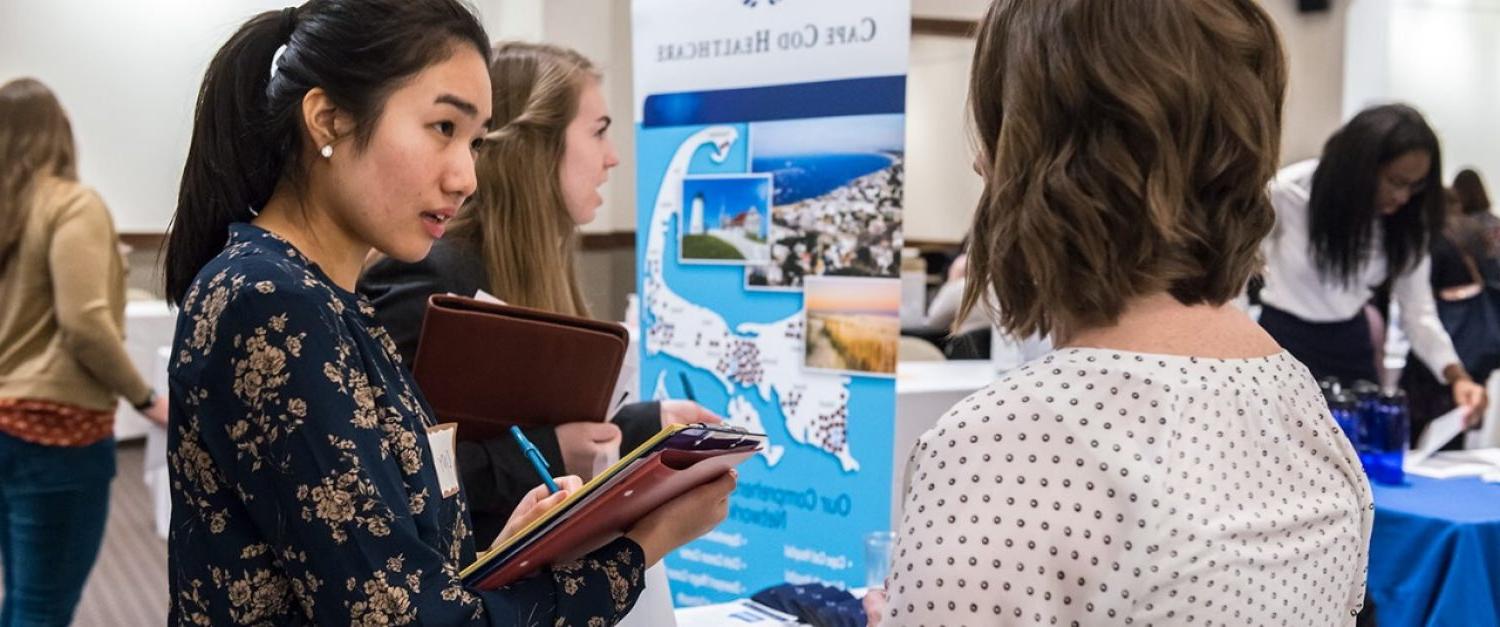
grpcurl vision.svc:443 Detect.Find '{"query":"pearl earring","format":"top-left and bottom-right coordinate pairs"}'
top-left (320, 144), bottom-right (333, 159)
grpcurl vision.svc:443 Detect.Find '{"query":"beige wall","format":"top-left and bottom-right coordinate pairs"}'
top-left (902, 0), bottom-right (1353, 244)
top-left (539, 0), bottom-right (636, 236)
top-left (903, 34), bottom-right (983, 244)
top-left (1261, 0), bottom-right (1351, 164)
top-left (1355, 0), bottom-right (1500, 183)
top-left (116, 0), bottom-right (1359, 311)
top-left (537, 0), bottom-right (637, 319)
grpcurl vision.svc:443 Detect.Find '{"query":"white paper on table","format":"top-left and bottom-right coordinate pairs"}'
top-left (1464, 449), bottom-right (1500, 465)
top-left (674, 599), bottom-right (798, 626)
top-left (1406, 448), bottom-right (1500, 479)
top-left (1409, 407), bottom-right (1471, 465)
top-left (1406, 457), bottom-right (1492, 479)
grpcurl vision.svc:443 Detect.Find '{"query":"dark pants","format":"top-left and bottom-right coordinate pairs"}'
top-left (1259, 304), bottom-right (1379, 384)
top-left (0, 433), bottom-right (114, 627)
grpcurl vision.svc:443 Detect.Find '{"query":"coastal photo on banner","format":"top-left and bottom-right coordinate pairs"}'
top-left (633, 0), bottom-right (909, 607)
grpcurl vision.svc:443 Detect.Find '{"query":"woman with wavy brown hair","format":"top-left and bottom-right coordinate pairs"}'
top-left (870, 1), bottom-right (1372, 625)
top-left (0, 77), bottom-right (167, 626)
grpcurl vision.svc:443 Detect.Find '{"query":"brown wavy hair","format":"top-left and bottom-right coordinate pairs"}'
top-left (0, 78), bottom-right (78, 274)
top-left (448, 42), bottom-right (597, 317)
top-left (958, 0), bottom-right (1287, 339)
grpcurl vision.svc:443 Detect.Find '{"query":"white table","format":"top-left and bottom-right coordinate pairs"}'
top-left (115, 300), bottom-right (177, 539)
top-left (116, 300), bottom-right (176, 441)
top-left (890, 360), bottom-right (996, 527)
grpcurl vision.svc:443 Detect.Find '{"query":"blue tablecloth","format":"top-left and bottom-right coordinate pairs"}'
top-left (1369, 475), bottom-right (1500, 627)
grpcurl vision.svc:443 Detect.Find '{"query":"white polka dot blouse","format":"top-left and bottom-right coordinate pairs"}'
top-left (885, 348), bottom-right (1373, 626)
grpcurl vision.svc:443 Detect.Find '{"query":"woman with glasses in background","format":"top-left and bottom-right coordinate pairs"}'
top-left (1258, 104), bottom-right (1486, 427)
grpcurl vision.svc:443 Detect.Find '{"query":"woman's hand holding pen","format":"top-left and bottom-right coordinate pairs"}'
top-left (658, 400), bottom-right (725, 428)
top-left (555, 422), bottom-right (622, 479)
top-left (492, 475), bottom-right (584, 550)
top-left (625, 469), bottom-right (738, 567)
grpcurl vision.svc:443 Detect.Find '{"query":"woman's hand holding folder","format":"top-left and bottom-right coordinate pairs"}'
top-left (659, 400), bottom-right (725, 428)
top-left (624, 468), bottom-right (738, 567)
top-left (555, 422), bottom-right (623, 478)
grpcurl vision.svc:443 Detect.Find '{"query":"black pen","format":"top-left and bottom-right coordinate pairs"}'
top-left (678, 372), bottom-right (697, 402)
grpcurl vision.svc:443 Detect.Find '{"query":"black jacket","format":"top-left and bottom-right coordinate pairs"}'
top-left (359, 236), bottom-right (661, 546)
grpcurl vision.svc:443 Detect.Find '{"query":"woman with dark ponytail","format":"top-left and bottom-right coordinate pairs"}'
top-left (163, 2), bottom-right (734, 624)
top-left (1259, 105), bottom-right (1487, 428)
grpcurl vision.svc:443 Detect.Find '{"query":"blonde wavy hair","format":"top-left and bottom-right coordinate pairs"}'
top-left (958, 0), bottom-right (1287, 339)
top-left (0, 78), bottom-right (78, 274)
top-left (449, 42), bottom-right (598, 317)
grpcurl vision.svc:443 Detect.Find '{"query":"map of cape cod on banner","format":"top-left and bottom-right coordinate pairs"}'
top-left (632, 0), bottom-right (909, 607)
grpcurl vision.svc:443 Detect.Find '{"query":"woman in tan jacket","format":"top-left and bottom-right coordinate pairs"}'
top-left (0, 77), bottom-right (166, 626)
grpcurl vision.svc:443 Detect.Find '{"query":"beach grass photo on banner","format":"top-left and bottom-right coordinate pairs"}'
top-left (802, 276), bottom-right (900, 377)
top-left (679, 174), bottom-right (773, 265)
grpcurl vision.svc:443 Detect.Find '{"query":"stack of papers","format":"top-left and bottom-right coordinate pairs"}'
top-left (1407, 407), bottom-right (1470, 466)
top-left (1405, 448), bottom-right (1500, 480)
top-left (675, 599), bottom-right (800, 626)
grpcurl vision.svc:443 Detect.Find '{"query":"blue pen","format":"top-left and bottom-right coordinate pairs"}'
top-left (510, 426), bottom-right (560, 494)
top-left (678, 372), bottom-right (698, 402)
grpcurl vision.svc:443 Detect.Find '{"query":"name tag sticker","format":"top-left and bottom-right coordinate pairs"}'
top-left (427, 423), bottom-right (460, 498)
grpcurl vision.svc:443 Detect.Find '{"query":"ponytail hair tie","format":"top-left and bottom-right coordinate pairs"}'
top-left (269, 7), bottom-right (298, 82)
top-left (278, 6), bottom-right (299, 42)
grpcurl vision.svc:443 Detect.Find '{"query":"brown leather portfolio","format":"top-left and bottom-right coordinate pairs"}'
top-left (410, 294), bottom-right (629, 441)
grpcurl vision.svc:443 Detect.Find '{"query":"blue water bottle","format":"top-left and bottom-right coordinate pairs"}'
top-left (1328, 390), bottom-right (1360, 451)
top-left (1369, 389), bottom-right (1409, 485)
top-left (1351, 380), bottom-right (1381, 474)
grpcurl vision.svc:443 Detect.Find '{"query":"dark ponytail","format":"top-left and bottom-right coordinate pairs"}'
top-left (164, 0), bottom-right (489, 304)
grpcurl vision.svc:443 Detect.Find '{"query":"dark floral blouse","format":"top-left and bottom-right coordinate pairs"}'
top-left (167, 223), bottom-right (644, 626)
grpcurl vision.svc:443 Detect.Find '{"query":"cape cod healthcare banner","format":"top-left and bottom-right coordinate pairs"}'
top-left (632, 0), bottom-right (908, 607)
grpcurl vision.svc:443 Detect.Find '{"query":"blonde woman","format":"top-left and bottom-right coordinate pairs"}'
top-left (0, 77), bottom-right (167, 625)
top-left (361, 42), bottom-right (721, 546)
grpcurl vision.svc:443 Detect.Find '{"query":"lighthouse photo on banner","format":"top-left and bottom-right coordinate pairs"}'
top-left (679, 174), bottom-right (773, 265)
top-left (633, 0), bottom-right (909, 607)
